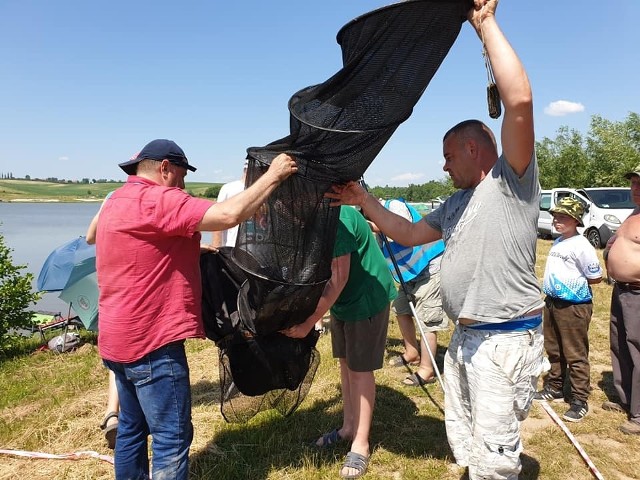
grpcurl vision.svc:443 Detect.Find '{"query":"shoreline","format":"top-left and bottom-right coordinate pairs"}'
top-left (0, 198), bottom-right (102, 203)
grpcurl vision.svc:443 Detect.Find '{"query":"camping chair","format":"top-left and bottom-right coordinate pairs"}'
top-left (37, 305), bottom-right (84, 351)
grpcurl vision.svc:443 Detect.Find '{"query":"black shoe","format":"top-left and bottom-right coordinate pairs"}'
top-left (533, 386), bottom-right (564, 402)
top-left (563, 400), bottom-right (588, 422)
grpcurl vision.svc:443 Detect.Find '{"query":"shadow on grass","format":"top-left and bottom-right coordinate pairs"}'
top-left (190, 384), bottom-right (458, 479)
top-left (385, 343), bottom-right (448, 367)
top-left (374, 383), bottom-right (449, 456)
top-left (441, 454), bottom-right (540, 480)
top-left (520, 453), bottom-right (541, 479)
top-left (191, 379), bottom-right (221, 406)
top-left (190, 362), bottom-right (541, 479)
top-left (597, 370), bottom-right (620, 403)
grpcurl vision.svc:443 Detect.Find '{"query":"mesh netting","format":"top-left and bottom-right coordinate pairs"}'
top-left (237, 0), bottom-right (470, 330)
top-left (218, 333), bottom-right (321, 423)
top-left (200, 249), bottom-right (321, 423)
top-left (202, 0), bottom-right (471, 423)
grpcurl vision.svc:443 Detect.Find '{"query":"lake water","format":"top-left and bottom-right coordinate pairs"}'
top-left (0, 202), bottom-right (101, 313)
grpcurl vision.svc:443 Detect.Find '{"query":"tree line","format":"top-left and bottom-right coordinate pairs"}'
top-left (370, 178), bottom-right (454, 202)
top-left (536, 112), bottom-right (639, 189)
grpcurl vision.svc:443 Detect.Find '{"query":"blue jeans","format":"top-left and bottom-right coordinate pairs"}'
top-left (104, 341), bottom-right (193, 480)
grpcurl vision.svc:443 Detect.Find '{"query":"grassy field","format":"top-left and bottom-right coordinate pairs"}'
top-left (0, 179), bottom-right (221, 202)
top-left (0, 240), bottom-right (639, 480)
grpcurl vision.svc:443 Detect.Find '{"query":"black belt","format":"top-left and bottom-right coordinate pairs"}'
top-left (545, 296), bottom-right (591, 308)
top-left (614, 281), bottom-right (640, 291)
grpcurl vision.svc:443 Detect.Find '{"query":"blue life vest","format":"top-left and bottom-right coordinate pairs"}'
top-left (382, 199), bottom-right (445, 283)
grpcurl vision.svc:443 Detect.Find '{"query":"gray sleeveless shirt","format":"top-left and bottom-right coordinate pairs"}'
top-left (425, 154), bottom-right (543, 323)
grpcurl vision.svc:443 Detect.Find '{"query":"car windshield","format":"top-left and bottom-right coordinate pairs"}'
top-left (585, 189), bottom-right (635, 209)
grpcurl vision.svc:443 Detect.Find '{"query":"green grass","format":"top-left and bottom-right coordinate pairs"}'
top-left (1, 240), bottom-right (639, 479)
top-left (0, 179), bottom-right (221, 202)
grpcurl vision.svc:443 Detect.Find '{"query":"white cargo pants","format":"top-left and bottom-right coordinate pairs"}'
top-left (444, 324), bottom-right (545, 480)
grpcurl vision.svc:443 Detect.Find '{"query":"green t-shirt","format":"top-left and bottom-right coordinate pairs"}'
top-left (331, 206), bottom-right (397, 322)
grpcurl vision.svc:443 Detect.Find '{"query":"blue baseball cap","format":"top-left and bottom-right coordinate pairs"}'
top-left (118, 139), bottom-right (197, 175)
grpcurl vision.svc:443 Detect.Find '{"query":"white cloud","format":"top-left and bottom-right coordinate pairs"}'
top-left (58, 156), bottom-right (69, 161)
top-left (390, 172), bottom-right (425, 183)
top-left (544, 100), bottom-right (585, 117)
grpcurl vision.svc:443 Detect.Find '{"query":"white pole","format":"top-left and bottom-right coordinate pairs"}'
top-left (538, 401), bottom-right (605, 480)
top-left (360, 179), bottom-right (444, 390)
top-left (408, 301), bottom-right (445, 391)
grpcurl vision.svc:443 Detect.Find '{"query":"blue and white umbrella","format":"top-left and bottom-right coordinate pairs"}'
top-left (37, 237), bottom-right (98, 331)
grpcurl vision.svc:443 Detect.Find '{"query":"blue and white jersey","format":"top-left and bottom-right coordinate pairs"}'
top-left (543, 235), bottom-right (602, 303)
top-left (382, 199), bottom-right (444, 282)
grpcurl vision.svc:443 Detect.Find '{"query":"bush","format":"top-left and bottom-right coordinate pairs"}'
top-left (0, 232), bottom-right (41, 349)
top-left (203, 186), bottom-right (221, 198)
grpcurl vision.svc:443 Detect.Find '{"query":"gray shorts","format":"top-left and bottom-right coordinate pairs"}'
top-left (330, 304), bottom-right (390, 372)
top-left (392, 268), bottom-right (449, 332)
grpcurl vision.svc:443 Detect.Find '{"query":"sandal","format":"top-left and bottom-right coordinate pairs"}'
top-left (314, 428), bottom-right (345, 448)
top-left (100, 411), bottom-right (119, 449)
top-left (340, 451), bottom-right (369, 479)
top-left (402, 372), bottom-right (436, 387)
top-left (388, 355), bottom-right (419, 368)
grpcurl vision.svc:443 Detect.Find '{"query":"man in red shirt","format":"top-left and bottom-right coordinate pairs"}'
top-left (97, 139), bottom-right (296, 480)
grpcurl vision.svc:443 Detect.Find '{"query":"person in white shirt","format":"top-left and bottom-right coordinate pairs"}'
top-left (211, 161), bottom-right (248, 248)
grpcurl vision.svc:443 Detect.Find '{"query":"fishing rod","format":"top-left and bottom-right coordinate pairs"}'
top-left (360, 178), bottom-right (444, 390)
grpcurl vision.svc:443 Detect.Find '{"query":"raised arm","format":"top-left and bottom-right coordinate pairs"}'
top-left (325, 182), bottom-right (442, 246)
top-left (197, 154), bottom-right (297, 232)
top-left (468, 0), bottom-right (534, 175)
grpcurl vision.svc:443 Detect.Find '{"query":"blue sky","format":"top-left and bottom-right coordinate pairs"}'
top-left (1, 1), bottom-right (638, 187)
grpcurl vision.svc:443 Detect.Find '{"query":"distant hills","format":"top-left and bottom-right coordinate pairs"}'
top-left (0, 179), bottom-right (221, 202)
top-left (1, 178), bottom-right (456, 203)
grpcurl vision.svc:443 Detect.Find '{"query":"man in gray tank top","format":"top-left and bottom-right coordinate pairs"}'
top-left (326, 1), bottom-right (545, 478)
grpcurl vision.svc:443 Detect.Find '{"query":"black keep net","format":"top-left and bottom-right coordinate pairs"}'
top-left (200, 248), bottom-right (320, 423)
top-left (202, 0), bottom-right (471, 422)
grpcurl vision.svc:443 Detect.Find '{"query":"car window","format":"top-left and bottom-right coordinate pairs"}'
top-left (569, 194), bottom-right (587, 209)
top-left (540, 193), bottom-right (551, 210)
top-left (585, 189), bottom-right (634, 209)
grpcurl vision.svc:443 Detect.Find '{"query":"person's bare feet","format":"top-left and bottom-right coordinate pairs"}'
top-left (416, 368), bottom-right (435, 381)
top-left (340, 442), bottom-right (369, 478)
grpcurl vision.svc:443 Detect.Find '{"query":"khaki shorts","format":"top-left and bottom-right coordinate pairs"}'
top-left (330, 304), bottom-right (390, 372)
top-left (392, 269), bottom-right (449, 332)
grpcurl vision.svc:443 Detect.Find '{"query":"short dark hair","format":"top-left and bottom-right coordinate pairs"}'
top-left (443, 119), bottom-right (496, 151)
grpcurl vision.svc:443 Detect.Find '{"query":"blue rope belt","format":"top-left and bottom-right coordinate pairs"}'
top-left (467, 313), bottom-right (542, 331)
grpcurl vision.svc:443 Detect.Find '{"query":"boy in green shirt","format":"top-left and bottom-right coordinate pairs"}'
top-left (282, 206), bottom-right (396, 478)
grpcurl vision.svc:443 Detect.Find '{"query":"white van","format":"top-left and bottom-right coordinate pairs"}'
top-left (538, 187), bottom-right (634, 247)
top-left (537, 190), bottom-right (553, 239)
